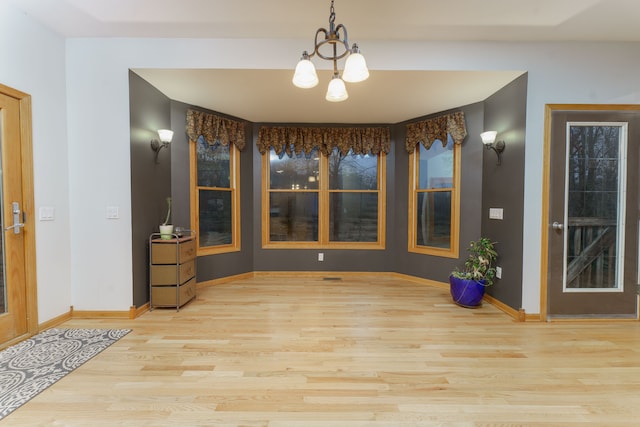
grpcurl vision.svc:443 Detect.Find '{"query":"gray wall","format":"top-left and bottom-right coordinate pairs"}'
top-left (481, 73), bottom-right (528, 308)
top-left (129, 71), bottom-right (172, 307)
top-left (129, 71), bottom-right (528, 310)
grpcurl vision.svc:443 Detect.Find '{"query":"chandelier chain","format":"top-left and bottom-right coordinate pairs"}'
top-left (329, 0), bottom-right (335, 25)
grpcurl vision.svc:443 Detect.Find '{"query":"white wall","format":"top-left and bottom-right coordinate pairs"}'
top-left (65, 38), bottom-right (640, 315)
top-left (4, 1), bottom-right (640, 320)
top-left (0, 2), bottom-right (72, 322)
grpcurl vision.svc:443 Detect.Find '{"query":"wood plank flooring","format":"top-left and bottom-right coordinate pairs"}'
top-left (5, 274), bottom-right (640, 426)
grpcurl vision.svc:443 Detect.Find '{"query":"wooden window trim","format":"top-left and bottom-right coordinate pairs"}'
top-left (407, 143), bottom-right (460, 258)
top-left (262, 151), bottom-right (386, 250)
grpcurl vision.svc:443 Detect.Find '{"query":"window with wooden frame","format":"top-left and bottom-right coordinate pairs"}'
top-left (408, 136), bottom-right (460, 257)
top-left (406, 112), bottom-right (467, 258)
top-left (191, 136), bottom-right (240, 254)
top-left (258, 126), bottom-right (389, 249)
top-left (186, 109), bottom-right (245, 255)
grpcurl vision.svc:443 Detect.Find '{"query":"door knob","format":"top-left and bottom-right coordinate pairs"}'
top-left (552, 222), bottom-right (564, 230)
top-left (4, 202), bottom-right (25, 235)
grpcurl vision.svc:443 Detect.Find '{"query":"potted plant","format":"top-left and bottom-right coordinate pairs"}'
top-left (449, 237), bottom-right (498, 308)
top-left (159, 196), bottom-right (173, 239)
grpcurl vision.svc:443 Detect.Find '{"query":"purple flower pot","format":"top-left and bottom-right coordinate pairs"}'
top-left (449, 275), bottom-right (486, 308)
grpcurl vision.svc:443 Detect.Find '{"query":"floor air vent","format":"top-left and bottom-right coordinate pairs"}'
top-left (323, 277), bottom-right (342, 281)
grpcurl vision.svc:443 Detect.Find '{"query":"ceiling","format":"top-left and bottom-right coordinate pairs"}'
top-left (10, 0), bottom-right (640, 123)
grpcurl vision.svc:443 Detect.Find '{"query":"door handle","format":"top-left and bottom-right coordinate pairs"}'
top-left (4, 202), bottom-right (25, 234)
top-left (552, 221), bottom-right (564, 230)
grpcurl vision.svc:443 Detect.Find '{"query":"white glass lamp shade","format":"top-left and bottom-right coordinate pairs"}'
top-left (480, 131), bottom-right (497, 145)
top-left (325, 76), bottom-right (349, 102)
top-left (342, 52), bottom-right (369, 83)
top-left (157, 129), bottom-right (174, 143)
top-left (292, 58), bottom-right (319, 88)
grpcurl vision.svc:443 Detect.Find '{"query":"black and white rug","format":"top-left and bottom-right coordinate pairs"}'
top-left (0, 328), bottom-right (130, 420)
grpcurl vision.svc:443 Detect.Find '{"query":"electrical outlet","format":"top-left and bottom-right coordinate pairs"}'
top-left (496, 266), bottom-right (502, 279)
top-left (318, 252), bottom-right (324, 262)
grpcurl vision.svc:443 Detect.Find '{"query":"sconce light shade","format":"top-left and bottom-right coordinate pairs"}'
top-left (480, 131), bottom-right (497, 145)
top-left (325, 75), bottom-right (349, 102)
top-left (157, 129), bottom-right (174, 143)
top-left (151, 129), bottom-right (174, 163)
top-left (480, 131), bottom-right (505, 165)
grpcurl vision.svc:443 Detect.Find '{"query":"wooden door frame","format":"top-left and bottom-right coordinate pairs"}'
top-left (541, 104), bottom-right (640, 321)
top-left (0, 83), bottom-right (38, 347)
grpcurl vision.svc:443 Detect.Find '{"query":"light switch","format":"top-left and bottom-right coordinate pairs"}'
top-left (106, 206), bottom-right (119, 219)
top-left (39, 206), bottom-right (55, 221)
top-left (489, 208), bottom-right (504, 220)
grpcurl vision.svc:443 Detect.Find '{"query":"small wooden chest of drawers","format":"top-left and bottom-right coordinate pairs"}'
top-left (149, 234), bottom-right (196, 310)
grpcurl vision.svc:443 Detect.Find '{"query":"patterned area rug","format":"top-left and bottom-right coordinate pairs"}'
top-left (0, 328), bottom-right (130, 420)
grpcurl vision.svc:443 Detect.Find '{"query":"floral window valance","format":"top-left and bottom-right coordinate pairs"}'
top-left (257, 126), bottom-right (391, 157)
top-left (186, 109), bottom-right (246, 151)
top-left (405, 111), bottom-right (467, 153)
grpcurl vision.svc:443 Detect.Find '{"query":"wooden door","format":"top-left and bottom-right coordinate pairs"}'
top-left (544, 105), bottom-right (639, 318)
top-left (0, 84), bottom-right (37, 347)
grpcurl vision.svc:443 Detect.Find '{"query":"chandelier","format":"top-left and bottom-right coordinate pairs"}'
top-left (292, 0), bottom-right (369, 102)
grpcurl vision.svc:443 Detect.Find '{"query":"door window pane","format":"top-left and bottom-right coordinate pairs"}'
top-left (0, 114), bottom-right (5, 314)
top-left (565, 125), bottom-right (625, 290)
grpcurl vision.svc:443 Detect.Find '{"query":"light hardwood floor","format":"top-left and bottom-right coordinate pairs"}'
top-left (5, 274), bottom-right (640, 426)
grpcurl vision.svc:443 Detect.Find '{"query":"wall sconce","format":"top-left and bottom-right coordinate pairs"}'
top-left (480, 131), bottom-right (505, 165)
top-left (150, 129), bottom-right (174, 163)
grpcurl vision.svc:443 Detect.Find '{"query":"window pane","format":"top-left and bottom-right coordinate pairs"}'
top-left (329, 193), bottom-right (378, 242)
top-left (269, 148), bottom-right (319, 190)
top-left (197, 138), bottom-right (230, 188)
top-left (199, 189), bottom-right (232, 247)
top-left (566, 125), bottom-right (622, 289)
top-left (329, 149), bottom-right (378, 190)
top-left (416, 191), bottom-right (451, 248)
top-left (418, 136), bottom-right (453, 190)
top-left (269, 192), bottom-right (318, 241)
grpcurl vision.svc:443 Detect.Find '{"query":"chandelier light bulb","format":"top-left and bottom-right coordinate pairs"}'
top-left (342, 45), bottom-right (369, 83)
top-left (292, 1), bottom-right (368, 101)
top-left (325, 75), bottom-right (348, 102)
top-left (292, 54), bottom-right (319, 88)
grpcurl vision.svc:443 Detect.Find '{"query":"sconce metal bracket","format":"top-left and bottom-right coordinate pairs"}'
top-left (151, 139), bottom-right (169, 163)
top-left (486, 140), bottom-right (505, 165)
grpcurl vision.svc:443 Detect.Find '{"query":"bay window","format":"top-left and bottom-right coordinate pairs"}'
top-left (258, 126), bottom-right (389, 249)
